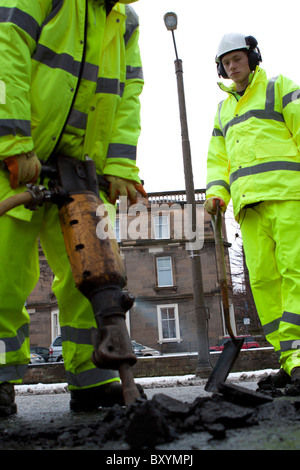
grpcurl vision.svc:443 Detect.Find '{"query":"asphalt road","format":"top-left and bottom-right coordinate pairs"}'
top-left (1, 373), bottom-right (300, 452)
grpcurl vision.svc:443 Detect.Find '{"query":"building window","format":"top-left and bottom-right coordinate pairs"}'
top-left (157, 304), bottom-right (180, 342)
top-left (154, 215), bottom-right (170, 239)
top-left (114, 218), bottom-right (121, 242)
top-left (51, 309), bottom-right (61, 341)
top-left (156, 256), bottom-right (173, 287)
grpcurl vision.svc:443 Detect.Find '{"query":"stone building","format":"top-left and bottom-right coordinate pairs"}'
top-left (26, 189), bottom-right (237, 353)
top-left (116, 189), bottom-right (235, 354)
top-left (26, 245), bottom-right (58, 348)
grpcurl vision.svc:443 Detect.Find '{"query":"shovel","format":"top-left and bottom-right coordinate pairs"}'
top-left (205, 200), bottom-right (244, 392)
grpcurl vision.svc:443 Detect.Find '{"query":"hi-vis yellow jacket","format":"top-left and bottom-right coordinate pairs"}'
top-left (206, 67), bottom-right (300, 219)
top-left (0, 0), bottom-right (143, 181)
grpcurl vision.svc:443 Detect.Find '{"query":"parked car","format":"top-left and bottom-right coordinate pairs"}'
top-left (131, 340), bottom-right (161, 357)
top-left (209, 335), bottom-right (260, 351)
top-left (30, 347), bottom-right (50, 363)
top-left (30, 353), bottom-right (45, 364)
top-left (48, 335), bottom-right (63, 362)
top-left (48, 336), bottom-right (161, 362)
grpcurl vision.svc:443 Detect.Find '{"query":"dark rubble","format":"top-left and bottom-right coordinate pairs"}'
top-left (0, 383), bottom-right (300, 450)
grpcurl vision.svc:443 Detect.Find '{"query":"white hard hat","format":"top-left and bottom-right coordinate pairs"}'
top-left (216, 33), bottom-right (250, 62)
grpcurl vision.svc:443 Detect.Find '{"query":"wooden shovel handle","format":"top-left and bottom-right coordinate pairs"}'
top-left (211, 201), bottom-right (236, 341)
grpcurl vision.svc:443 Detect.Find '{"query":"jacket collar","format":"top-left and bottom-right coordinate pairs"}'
top-left (217, 66), bottom-right (267, 95)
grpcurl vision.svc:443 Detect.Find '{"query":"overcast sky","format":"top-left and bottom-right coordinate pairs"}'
top-left (133, 0), bottom-right (300, 194)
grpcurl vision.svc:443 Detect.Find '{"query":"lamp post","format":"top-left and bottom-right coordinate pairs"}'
top-left (163, 12), bottom-right (212, 377)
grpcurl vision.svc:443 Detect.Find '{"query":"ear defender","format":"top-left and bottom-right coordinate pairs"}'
top-left (217, 60), bottom-right (228, 79)
top-left (245, 36), bottom-right (262, 71)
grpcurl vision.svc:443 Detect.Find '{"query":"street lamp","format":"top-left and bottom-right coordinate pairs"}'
top-left (163, 13), bottom-right (212, 377)
top-left (163, 12), bottom-right (177, 31)
top-left (163, 13), bottom-right (179, 60)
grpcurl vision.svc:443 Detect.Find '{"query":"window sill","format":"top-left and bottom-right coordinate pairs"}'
top-left (157, 338), bottom-right (182, 344)
top-left (153, 285), bottom-right (178, 292)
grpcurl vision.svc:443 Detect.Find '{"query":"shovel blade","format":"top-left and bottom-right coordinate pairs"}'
top-left (205, 338), bottom-right (244, 392)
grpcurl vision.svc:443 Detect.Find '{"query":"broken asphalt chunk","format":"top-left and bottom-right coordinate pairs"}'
top-left (151, 393), bottom-right (190, 416)
top-left (197, 395), bottom-right (254, 429)
top-left (125, 399), bottom-right (174, 449)
top-left (217, 382), bottom-right (273, 407)
top-left (253, 399), bottom-right (300, 422)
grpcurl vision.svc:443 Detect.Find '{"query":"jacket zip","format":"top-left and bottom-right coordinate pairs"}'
top-left (48, 0), bottom-right (89, 162)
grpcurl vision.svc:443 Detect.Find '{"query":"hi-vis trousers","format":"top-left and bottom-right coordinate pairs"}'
top-left (240, 200), bottom-right (300, 375)
top-left (0, 202), bottom-right (119, 389)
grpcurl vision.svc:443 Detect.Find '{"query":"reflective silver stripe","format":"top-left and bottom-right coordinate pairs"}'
top-left (212, 128), bottom-right (223, 137)
top-left (33, 44), bottom-right (81, 77)
top-left (51, 0), bottom-right (64, 11)
top-left (66, 109), bottom-right (88, 130)
top-left (38, 0), bottom-right (64, 41)
top-left (218, 101), bottom-right (225, 135)
top-left (221, 76), bottom-right (284, 137)
top-left (0, 324), bottom-right (29, 353)
top-left (61, 327), bottom-right (119, 386)
top-left (65, 368), bottom-right (119, 388)
top-left (206, 179), bottom-right (230, 193)
top-left (61, 325), bottom-right (92, 345)
top-left (263, 317), bottom-right (280, 337)
top-left (283, 89), bottom-right (300, 109)
top-left (263, 312), bottom-right (300, 340)
top-left (126, 66), bottom-right (143, 81)
top-left (107, 143), bottom-right (136, 160)
top-left (0, 119), bottom-right (31, 137)
top-left (265, 76), bottom-right (279, 113)
top-left (230, 161), bottom-right (300, 185)
top-left (282, 311), bottom-right (300, 327)
top-left (42, 0), bottom-right (63, 27)
top-left (0, 364), bottom-right (28, 382)
top-left (280, 339), bottom-right (300, 352)
top-left (0, 6), bottom-right (40, 41)
top-left (96, 77), bottom-right (125, 97)
top-left (33, 48), bottom-right (126, 98)
top-left (34, 45), bottom-right (99, 82)
top-left (124, 5), bottom-right (139, 46)
top-left (223, 109), bottom-right (284, 137)
top-left (82, 62), bottom-right (99, 83)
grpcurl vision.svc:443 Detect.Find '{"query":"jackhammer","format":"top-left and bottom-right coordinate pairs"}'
top-left (0, 155), bottom-right (141, 405)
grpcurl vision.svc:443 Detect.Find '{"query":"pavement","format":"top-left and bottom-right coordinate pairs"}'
top-left (1, 369), bottom-right (300, 452)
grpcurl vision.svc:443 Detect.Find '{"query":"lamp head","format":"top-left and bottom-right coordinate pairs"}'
top-left (163, 12), bottom-right (178, 31)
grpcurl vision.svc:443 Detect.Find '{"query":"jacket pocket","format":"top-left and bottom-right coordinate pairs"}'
top-left (255, 133), bottom-right (298, 159)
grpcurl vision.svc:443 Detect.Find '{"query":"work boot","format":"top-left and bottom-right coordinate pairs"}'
top-left (285, 367), bottom-right (300, 396)
top-left (70, 381), bottom-right (146, 412)
top-left (257, 368), bottom-right (291, 391)
top-left (0, 383), bottom-right (17, 417)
